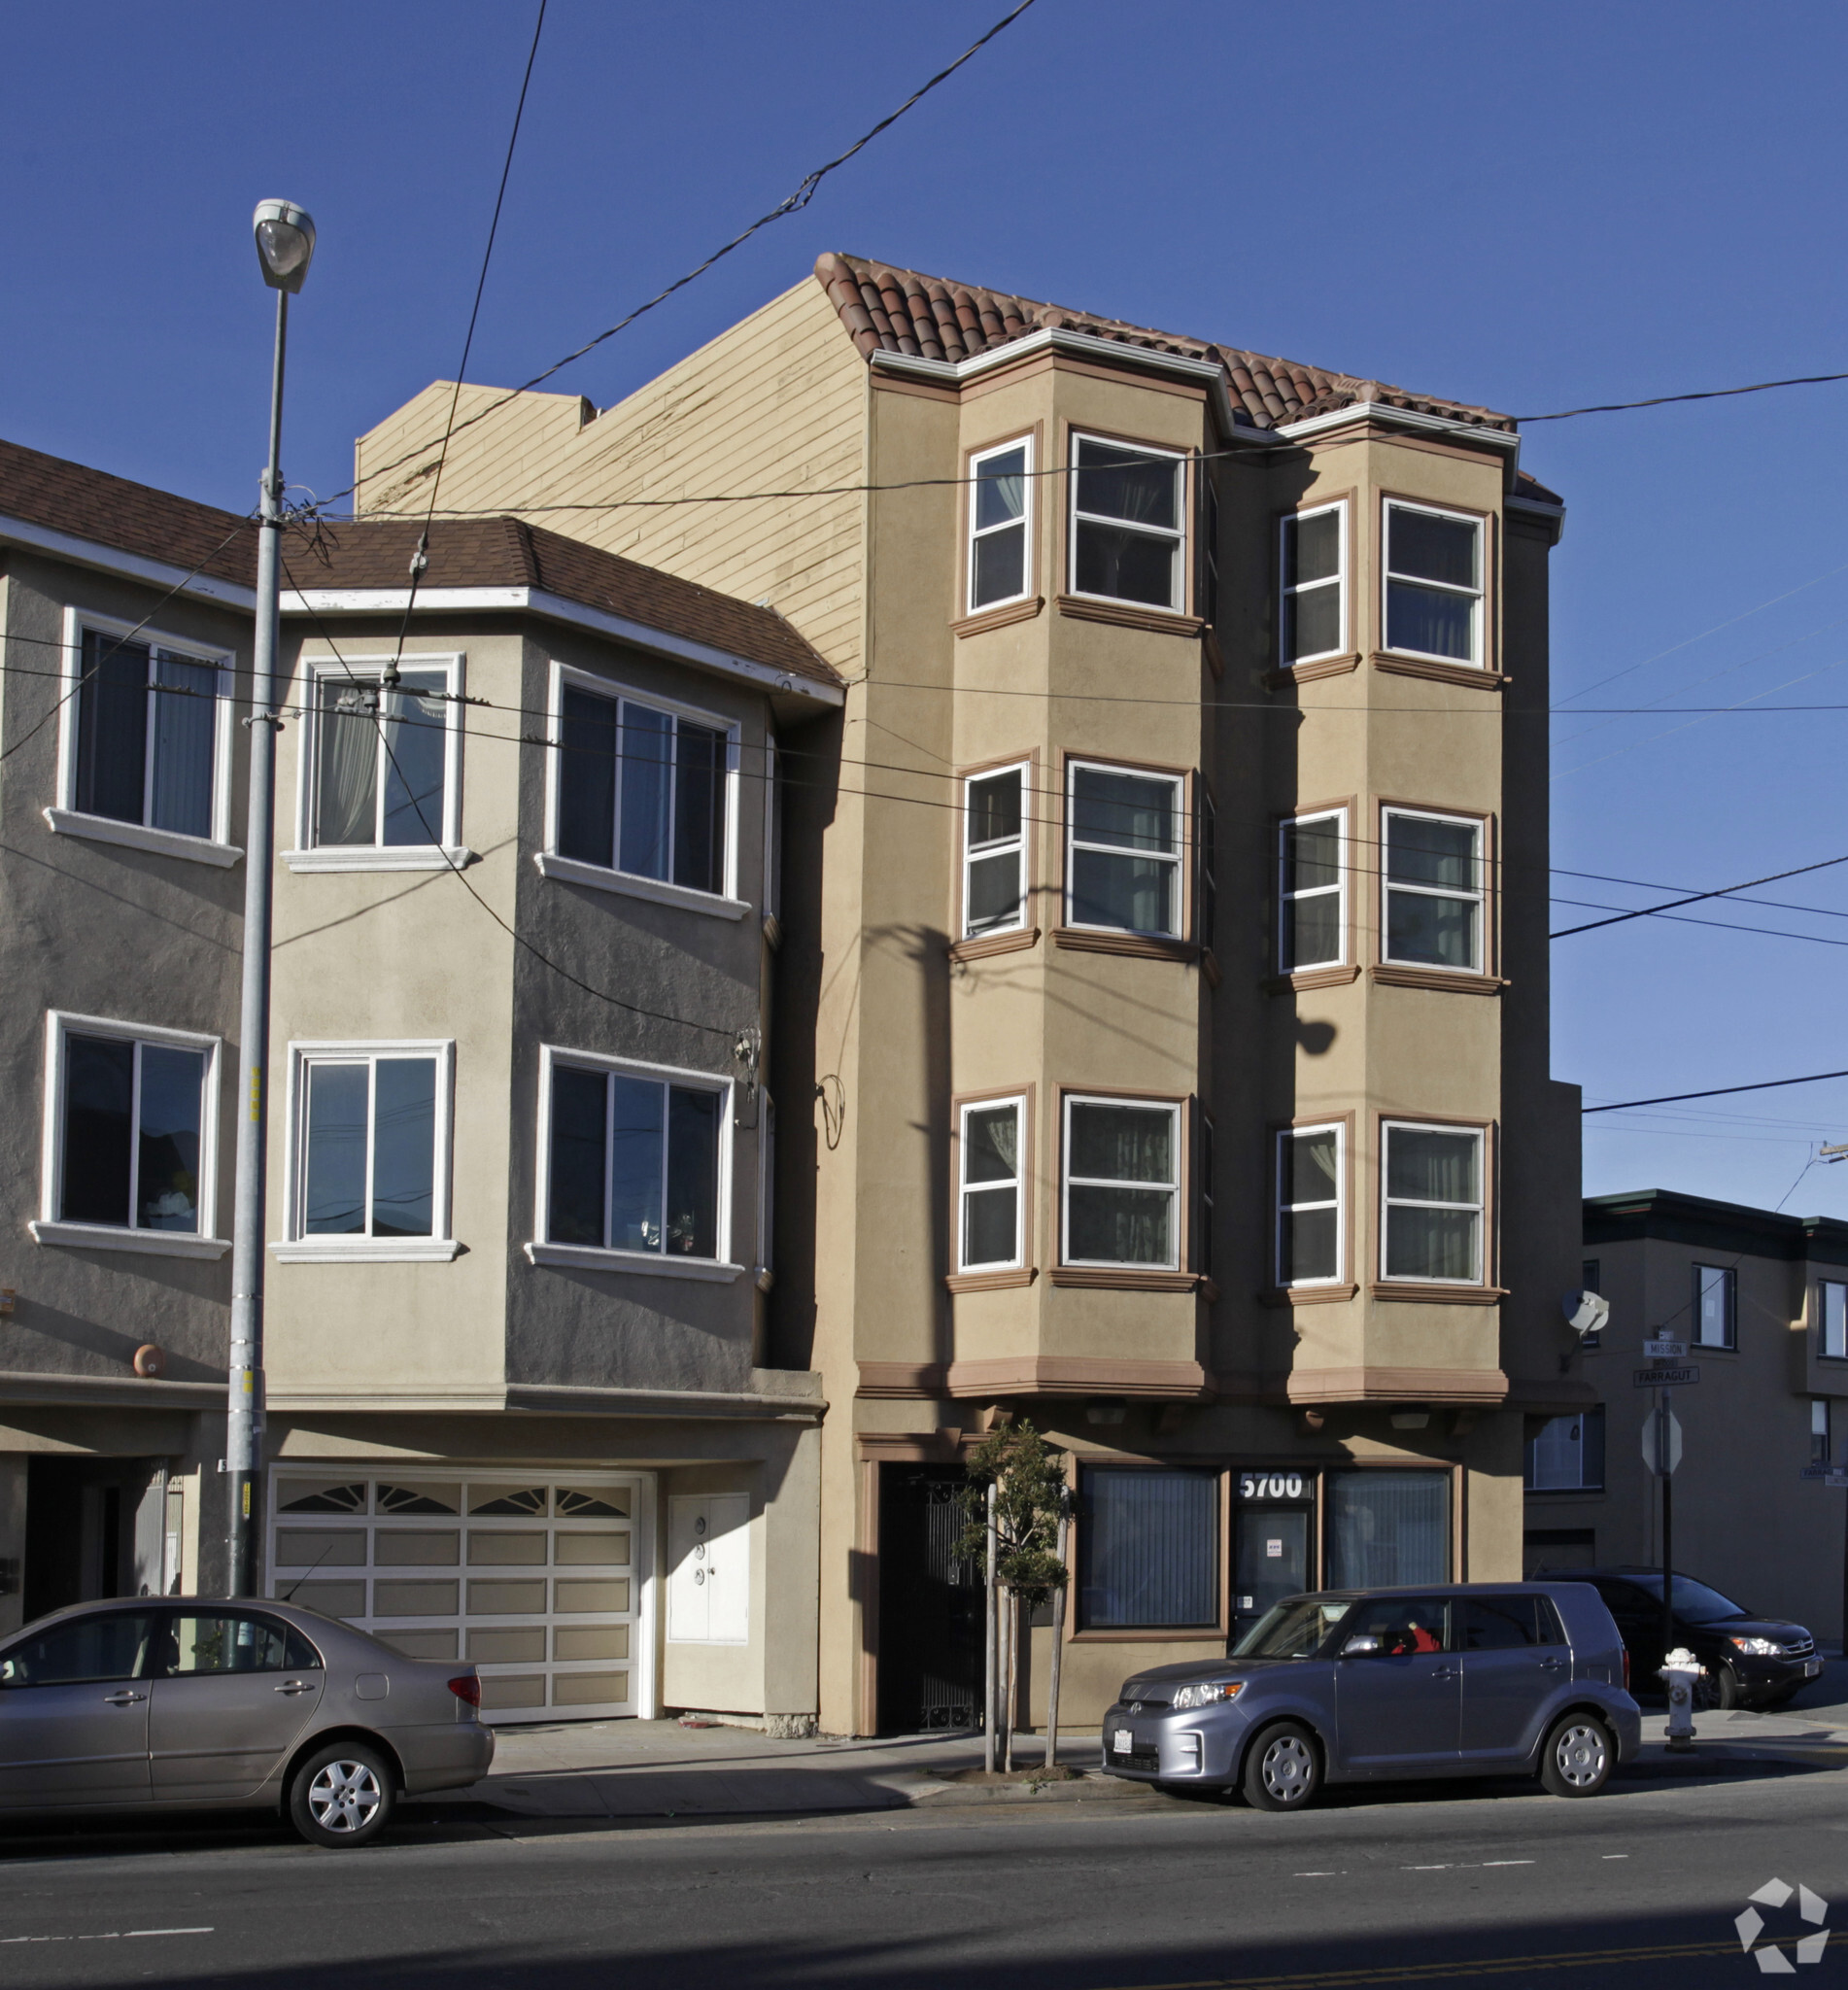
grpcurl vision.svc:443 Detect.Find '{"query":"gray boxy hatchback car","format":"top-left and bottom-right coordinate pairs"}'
top-left (1102, 1582), bottom-right (1640, 1812)
top-left (0, 1596), bottom-right (495, 1845)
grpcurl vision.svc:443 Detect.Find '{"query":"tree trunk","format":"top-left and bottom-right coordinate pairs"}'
top-left (983, 1483), bottom-right (998, 1773)
top-left (1044, 1506), bottom-right (1069, 1769)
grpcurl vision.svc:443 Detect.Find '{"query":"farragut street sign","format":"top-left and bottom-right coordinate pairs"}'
top-left (1633, 1364), bottom-right (1700, 1388)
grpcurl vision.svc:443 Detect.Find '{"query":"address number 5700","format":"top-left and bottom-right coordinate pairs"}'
top-left (1239, 1472), bottom-right (1307, 1500)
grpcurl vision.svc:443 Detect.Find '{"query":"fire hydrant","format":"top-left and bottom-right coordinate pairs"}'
top-left (1660, 1646), bottom-right (1704, 1751)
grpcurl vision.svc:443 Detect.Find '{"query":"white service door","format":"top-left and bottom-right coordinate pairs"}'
top-left (667, 1494), bottom-right (749, 1644)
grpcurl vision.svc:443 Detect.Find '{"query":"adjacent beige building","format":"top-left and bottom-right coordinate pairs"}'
top-left (358, 253), bottom-right (1591, 1734)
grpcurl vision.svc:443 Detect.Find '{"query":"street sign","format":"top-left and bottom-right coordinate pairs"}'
top-left (1634, 1364), bottom-right (1700, 1388)
top-left (1799, 1465), bottom-right (1848, 1487)
top-left (1642, 1339), bottom-right (1687, 1360)
top-left (1642, 1406), bottom-right (1683, 1476)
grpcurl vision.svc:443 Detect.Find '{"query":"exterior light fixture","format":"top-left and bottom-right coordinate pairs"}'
top-left (253, 198), bottom-right (317, 293)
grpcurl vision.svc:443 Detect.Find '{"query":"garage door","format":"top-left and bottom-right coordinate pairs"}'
top-left (267, 1469), bottom-right (650, 1723)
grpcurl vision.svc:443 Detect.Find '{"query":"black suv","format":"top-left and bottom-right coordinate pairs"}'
top-left (1570, 1568), bottom-right (1820, 1710)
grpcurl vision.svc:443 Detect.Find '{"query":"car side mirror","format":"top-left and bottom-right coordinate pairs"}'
top-left (1341, 1635), bottom-right (1382, 1658)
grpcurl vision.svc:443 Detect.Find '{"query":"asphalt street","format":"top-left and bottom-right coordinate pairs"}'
top-left (0, 1754), bottom-right (1843, 1990)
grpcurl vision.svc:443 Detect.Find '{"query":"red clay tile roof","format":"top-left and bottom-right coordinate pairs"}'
top-left (285, 515), bottom-right (839, 689)
top-left (814, 252), bottom-right (1517, 435)
top-left (0, 434), bottom-right (837, 690)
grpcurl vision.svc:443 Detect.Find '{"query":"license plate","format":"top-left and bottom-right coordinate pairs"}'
top-left (1112, 1728), bottom-right (1134, 1755)
top-left (1807, 1661), bottom-right (1823, 1678)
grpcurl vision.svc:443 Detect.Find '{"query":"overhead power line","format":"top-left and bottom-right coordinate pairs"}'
top-left (1550, 849), bottom-right (1848, 940)
top-left (1584, 1071), bottom-right (1848, 1115)
top-left (1518, 369), bottom-right (1848, 424)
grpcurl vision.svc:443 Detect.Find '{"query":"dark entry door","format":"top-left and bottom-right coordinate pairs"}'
top-left (877, 1465), bottom-right (984, 1733)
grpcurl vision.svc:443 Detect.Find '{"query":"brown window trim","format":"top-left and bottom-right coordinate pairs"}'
top-left (954, 748), bottom-right (1041, 950)
top-left (1060, 749), bottom-right (1196, 947)
top-left (949, 1082), bottom-right (1036, 1286)
top-left (1375, 489), bottom-right (1498, 673)
top-left (1372, 1112), bottom-right (1498, 1295)
top-left (1370, 964), bottom-right (1507, 995)
top-left (1275, 796), bottom-right (1356, 980)
top-left (1275, 490), bottom-right (1355, 673)
top-left (1061, 420), bottom-right (1197, 626)
top-left (949, 926), bottom-right (1041, 964)
top-left (1375, 798), bottom-right (1498, 981)
top-left (1055, 1082), bottom-right (1193, 1281)
top-left (1053, 928), bottom-right (1196, 964)
top-left (1266, 653), bottom-right (1361, 690)
top-left (1266, 965), bottom-right (1362, 994)
top-left (1271, 1110), bottom-right (1355, 1298)
top-left (1371, 651), bottom-right (1509, 691)
top-left (1369, 1282), bottom-right (1510, 1305)
top-left (945, 1267), bottom-right (1038, 1293)
top-left (1069, 1627), bottom-right (1226, 1644)
top-left (1070, 1458), bottom-right (1230, 1640)
top-left (1056, 594), bottom-right (1206, 638)
top-left (951, 596), bottom-right (1044, 639)
top-left (1048, 1266), bottom-right (1200, 1292)
top-left (1260, 1283), bottom-right (1359, 1307)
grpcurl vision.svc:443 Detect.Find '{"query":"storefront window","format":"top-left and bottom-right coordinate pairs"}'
top-left (1325, 1470), bottom-right (1450, 1590)
top-left (1078, 1466), bottom-right (1218, 1629)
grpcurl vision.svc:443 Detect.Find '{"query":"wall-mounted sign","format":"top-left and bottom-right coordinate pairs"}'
top-left (1633, 1364), bottom-right (1699, 1388)
top-left (1642, 1339), bottom-right (1687, 1360)
top-left (1239, 1472), bottom-right (1308, 1501)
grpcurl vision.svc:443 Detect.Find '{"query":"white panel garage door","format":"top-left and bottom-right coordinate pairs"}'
top-left (267, 1468), bottom-right (652, 1723)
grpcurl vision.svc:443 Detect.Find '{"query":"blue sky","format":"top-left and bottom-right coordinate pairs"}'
top-left (6, 1), bottom-right (1848, 1216)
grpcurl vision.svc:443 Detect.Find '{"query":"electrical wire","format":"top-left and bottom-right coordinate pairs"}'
top-left (1584, 1072), bottom-right (1848, 1115)
top-left (1517, 370), bottom-right (1848, 424)
top-left (1551, 850), bottom-right (1848, 940)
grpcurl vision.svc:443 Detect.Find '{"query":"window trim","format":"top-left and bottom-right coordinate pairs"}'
top-left (1061, 754), bottom-right (1190, 942)
top-left (527, 1043), bottom-right (741, 1282)
top-left (1820, 1278), bottom-right (1848, 1361)
top-left (1524, 1407), bottom-right (1607, 1492)
top-left (966, 433), bottom-right (1036, 617)
top-left (1692, 1262), bottom-right (1738, 1351)
top-left (952, 1089), bottom-right (1032, 1281)
top-left (1278, 498), bottom-right (1350, 668)
top-left (51, 606), bottom-right (241, 866)
top-left (535, 660), bottom-right (746, 917)
top-left (1379, 803), bottom-right (1489, 976)
top-left (288, 651), bottom-right (468, 871)
top-left (33, 1009), bottom-right (227, 1259)
top-left (1073, 1461), bottom-right (1228, 1639)
top-left (958, 755), bottom-right (1033, 944)
top-left (275, 1038), bottom-right (457, 1262)
top-left (1380, 497), bottom-right (1489, 669)
top-left (1059, 1089), bottom-right (1184, 1275)
top-left (1378, 1117), bottom-right (1491, 1289)
top-left (1066, 429), bottom-right (1189, 616)
top-left (1275, 1120), bottom-right (1348, 1290)
top-left (1278, 804), bottom-right (1351, 975)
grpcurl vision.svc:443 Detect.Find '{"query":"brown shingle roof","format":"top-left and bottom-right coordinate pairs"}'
top-left (286, 515), bottom-right (840, 690)
top-left (813, 252), bottom-right (1517, 435)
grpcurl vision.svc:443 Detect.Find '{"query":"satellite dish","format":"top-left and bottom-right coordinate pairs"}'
top-left (1561, 1290), bottom-right (1611, 1338)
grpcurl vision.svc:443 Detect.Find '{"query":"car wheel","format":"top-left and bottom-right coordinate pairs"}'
top-left (1538, 1713), bottom-right (1614, 1798)
top-left (1693, 1664), bottom-right (1741, 1712)
top-left (1242, 1722), bottom-right (1321, 1813)
top-left (288, 1742), bottom-right (396, 1847)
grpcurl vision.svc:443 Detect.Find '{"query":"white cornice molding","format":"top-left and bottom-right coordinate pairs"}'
top-left (284, 584), bottom-right (845, 707)
top-left (0, 514), bottom-right (255, 609)
top-left (1276, 399), bottom-right (1522, 455)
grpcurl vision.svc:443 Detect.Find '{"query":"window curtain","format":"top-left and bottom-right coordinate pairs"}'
top-left (1079, 1468), bottom-right (1217, 1628)
top-left (1076, 440), bottom-right (1177, 531)
top-left (619, 705), bottom-right (673, 880)
top-left (149, 654), bottom-right (218, 839)
top-left (1326, 1471), bottom-right (1450, 1589)
top-left (315, 686), bottom-right (378, 846)
top-left (1387, 1128), bottom-right (1477, 1205)
top-left (1071, 1103), bottom-right (1171, 1185)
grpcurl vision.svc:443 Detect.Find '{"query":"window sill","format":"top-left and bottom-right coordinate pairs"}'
top-left (284, 846), bottom-right (473, 875)
top-left (30, 1219), bottom-right (229, 1260)
top-left (524, 1241), bottom-right (746, 1283)
top-left (532, 851), bottom-right (750, 921)
top-left (1369, 1281), bottom-right (1508, 1305)
top-left (1265, 653), bottom-right (1361, 690)
top-left (1260, 1283), bottom-right (1359, 1307)
top-left (946, 1267), bottom-right (1038, 1293)
top-left (44, 807), bottom-right (241, 870)
top-left (1069, 1627), bottom-right (1226, 1644)
top-left (950, 595), bottom-right (1044, 638)
top-left (1371, 651), bottom-right (1508, 691)
top-left (1049, 1266), bottom-right (1197, 1292)
top-left (270, 1240), bottom-right (462, 1264)
top-left (948, 926), bottom-right (1039, 964)
top-left (1053, 927), bottom-right (1196, 964)
top-left (1266, 964), bottom-right (1361, 993)
top-left (1371, 964), bottom-right (1507, 995)
top-left (1056, 595), bottom-right (1205, 638)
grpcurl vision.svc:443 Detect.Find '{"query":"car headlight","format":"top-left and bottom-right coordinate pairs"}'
top-left (1169, 1680), bottom-right (1244, 1710)
top-left (1728, 1636), bottom-right (1785, 1657)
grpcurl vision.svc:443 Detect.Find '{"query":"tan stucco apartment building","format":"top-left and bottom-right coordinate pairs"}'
top-left (358, 254), bottom-right (1590, 1734)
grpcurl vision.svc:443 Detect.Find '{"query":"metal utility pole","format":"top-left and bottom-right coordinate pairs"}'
top-left (1657, 1390), bottom-right (1675, 1660)
top-left (226, 200), bottom-right (316, 1596)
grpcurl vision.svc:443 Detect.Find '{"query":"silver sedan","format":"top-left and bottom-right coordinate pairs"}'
top-left (0, 1595), bottom-right (494, 1845)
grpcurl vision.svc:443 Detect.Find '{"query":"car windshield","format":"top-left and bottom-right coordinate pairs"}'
top-left (1623, 1573), bottom-right (1751, 1623)
top-left (1231, 1595), bottom-right (1352, 1659)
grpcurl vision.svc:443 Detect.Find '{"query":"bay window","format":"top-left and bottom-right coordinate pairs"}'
top-left (1382, 1121), bottom-right (1485, 1284)
top-left (1384, 500), bottom-right (1483, 665)
top-left (967, 438), bottom-right (1032, 612)
top-left (1280, 503), bottom-right (1346, 664)
top-left (294, 657), bottom-right (462, 863)
top-left (1279, 809), bottom-right (1346, 971)
top-left (1277, 1124), bottom-right (1343, 1287)
top-left (958, 1096), bottom-right (1024, 1272)
top-left (1062, 1095), bottom-right (1180, 1269)
top-left (1069, 435), bottom-right (1185, 611)
top-left (1066, 762), bottom-right (1183, 937)
top-left (963, 763), bottom-right (1027, 938)
top-left (1383, 807), bottom-right (1484, 972)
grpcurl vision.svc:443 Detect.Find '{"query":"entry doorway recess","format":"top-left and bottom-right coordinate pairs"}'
top-left (876, 1464), bottom-right (984, 1733)
top-left (1233, 1468), bottom-right (1317, 1647)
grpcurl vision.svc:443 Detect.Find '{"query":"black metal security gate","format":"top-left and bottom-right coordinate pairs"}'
top-left (877, 1464), bottom-right (984, 1733)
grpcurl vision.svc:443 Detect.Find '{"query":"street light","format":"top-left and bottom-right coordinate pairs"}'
top-left (226, 198), bottom-right (316, 1596)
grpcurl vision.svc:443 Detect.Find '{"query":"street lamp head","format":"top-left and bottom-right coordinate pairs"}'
top-left (253, 199), bottom-right (316, 293)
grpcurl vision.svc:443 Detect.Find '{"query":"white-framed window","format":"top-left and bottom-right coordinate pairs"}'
top-left (1384, 499), bottom-right (1484, 666)
top-left (1279, 808), bottom-right (1347, 971)
top-left (1197, 791), bottom-right (1217, 954)
top-left (291, 653), bottom-right (465, 870)
top-left (279, 1040), bottom-right (455, 1261)
top-left (1382, 807), bottom-right (1484, 972)
top-left (50, 610), bottom-right (237, 864)
top-left (542, 665), bottom-right (740, 912)
top-left (762, 738), bottom-right (781, 925)
top-left (1277, 1123), bottom-right (1344, 1287)
top-left (1069, 433), bottom-right (1186, 612)
top-left (34, 1011), bottom-right (223, 1257)
top-left (1382, 1121), bottom-right (1485, 1285)
top-left (1065, 761), bottom-right (1184, 937)
top-left (1062, 1094), bottom-right (1181, 1270)
top-left (967, 436), bottom-right (1033, 614)
top-left (1822, 1280), bottom-right (1848, 1359)
top-left (1525, 1408), bottom-right (1605, 1492)
top-left (959, 1095), bottom-right (1025, 1272)
top-left (530, 1046), bottom-right (736, 1280)
top-left (1694, 1263), bottom-right (1736, 1349)
top-left (962, 762), bottom-right (1028, 939)
top-left (1201, 477), bottom-right (1221, 626)
top-left (1197, 1113), bottom-right (1215, 1281)
top-left (1280, 501), bottom-right (1347, 664)
top-left (1813, 1399), bottom-right (1833, 1466)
